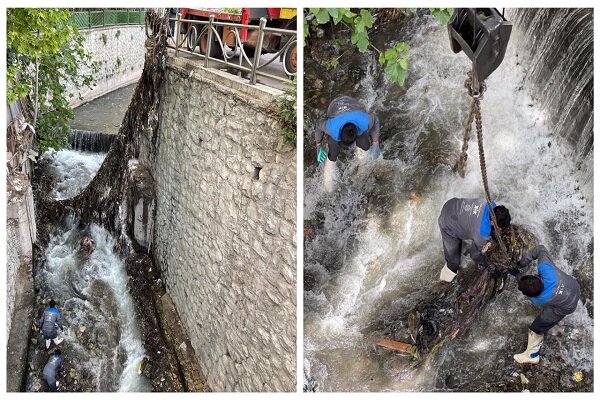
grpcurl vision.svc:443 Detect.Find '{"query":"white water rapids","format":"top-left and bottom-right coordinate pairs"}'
top-left (304, 13), bottom-right (593, 391)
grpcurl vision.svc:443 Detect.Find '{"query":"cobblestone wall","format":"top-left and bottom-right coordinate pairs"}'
top-left (68, 25), bottom-right (146, 108)
top-left (150, 60), bottom-right (296, 391)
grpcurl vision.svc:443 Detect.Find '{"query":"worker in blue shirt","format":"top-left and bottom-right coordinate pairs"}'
top-left (314, 96), bottom-right (381, 163)
top-left (437, 197), bottom-right (511, 281)
top-left (513, 245), bottom-right (580, 364)
top-left (38, 299), bottom-right (64, 349)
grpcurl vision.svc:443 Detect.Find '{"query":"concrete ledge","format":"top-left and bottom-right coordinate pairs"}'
top-left (167, 56), bottom-right (283, 107)
top-left (71, 72), bottom-right (141, 108)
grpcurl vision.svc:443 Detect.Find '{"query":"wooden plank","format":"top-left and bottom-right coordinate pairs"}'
top-left (364, 335), bottom-right (416, 354)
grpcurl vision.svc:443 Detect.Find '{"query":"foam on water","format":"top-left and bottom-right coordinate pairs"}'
top-left (44, 149), bottom-right (105, 200)
top-left (304, 13), bottom-right (592, 391)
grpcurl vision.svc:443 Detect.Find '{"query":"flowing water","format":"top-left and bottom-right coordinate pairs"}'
top-left (44, 149), bottom-right (105, 200)
top-left (29, 148), bottom-right (150, 391)
top-left (304, 10), bottom-right (593, 392)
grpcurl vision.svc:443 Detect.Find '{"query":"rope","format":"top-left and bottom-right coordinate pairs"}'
top-left (458, 71), bottom-right (507, 253)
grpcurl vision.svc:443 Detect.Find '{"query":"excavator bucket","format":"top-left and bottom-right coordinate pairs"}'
top-left (448, 8), bottom-right (512, 82)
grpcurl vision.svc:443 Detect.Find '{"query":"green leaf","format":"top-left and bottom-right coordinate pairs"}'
top-left (331, 9), bottom-right (344, 25)
top-left (399, 57), bottom-right (408, 69)
top-left (327, 8), bottom-right (339, 21)
top-left (359, 9), bottom-right (374, 29)
top-left (351, 30), bottom-right (369, 53)
top-left (314, 8), bottom-right (331, 24)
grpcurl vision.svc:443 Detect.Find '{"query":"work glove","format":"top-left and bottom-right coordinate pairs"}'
top-left (317, 146), bottom-right (328, 164)
top-left (369, 142), bottom-right (381, 160)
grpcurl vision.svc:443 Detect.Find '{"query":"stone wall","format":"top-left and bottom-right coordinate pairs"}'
top-left (68, 25), bottom-right (146, 108)
top-left (149, 58), bottom-right (296, 391)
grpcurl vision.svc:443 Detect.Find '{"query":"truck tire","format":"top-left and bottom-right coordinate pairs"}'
top-left (283, 40), bottom-right (297, 76)
top-left (199, 26), bottom-right (223, 58)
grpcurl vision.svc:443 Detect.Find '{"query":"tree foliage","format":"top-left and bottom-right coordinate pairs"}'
top-left (305, 8), bottom-right (454, 86)
top-left (430, 8), bottom-right (454, 26)
top-left (379, 42), bottom-right (410, 86)
top-left (7, 8), bottom-right (98, 151)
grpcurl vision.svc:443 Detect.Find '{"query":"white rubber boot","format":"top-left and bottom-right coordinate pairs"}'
top-left (439, 263), bottom-right (457, 282)
top-left (53, 336), bottom-right (63, 346)
top-left (45, 339), bottom-right (51, 349)
top-left (514, 330), bottom-right (543, 365)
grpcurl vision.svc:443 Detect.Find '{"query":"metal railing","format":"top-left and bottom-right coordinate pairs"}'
top-left (161, 14), bottom-right (296, 85)
top-left (69, 9), bottom-right (146, 30)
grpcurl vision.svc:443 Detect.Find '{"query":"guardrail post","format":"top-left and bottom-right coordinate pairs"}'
top-left (238, 42), bottom-right (244, 77)
top-left (205, 15), bottom-right (215, 67)
top-left (175, 12), bottom-right (181, 57)
top-left (103, 9), bottom-right (105, 27)
top-left (250, 17), bottom-right (267, 85)
top-left (88, 10), bottom-right (91, 29)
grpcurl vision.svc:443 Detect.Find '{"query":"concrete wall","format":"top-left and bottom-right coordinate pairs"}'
top-left (149, 58), bottom-right (296, 391)
top-left (6, 109), bottom-right (36, 341)
top-left (6, 178), bottom-right (36, 340)
top-left (68, 25), bottom-right (146, 108)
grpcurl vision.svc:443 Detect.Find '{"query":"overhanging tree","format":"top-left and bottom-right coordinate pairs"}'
top-left (7, 8), bottom-right (98, 151)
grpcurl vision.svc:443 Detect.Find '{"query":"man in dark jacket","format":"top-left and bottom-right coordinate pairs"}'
top-left (43, 349), bottom-right (63, 392)
top-left (314, 96), bottom-right (381, 162)
top-left (437, 197), bottom-right (511, 282)
top-left (513, 244), bottom-right (580, 364)
top-left (38, 300), bottom-right (63, 349)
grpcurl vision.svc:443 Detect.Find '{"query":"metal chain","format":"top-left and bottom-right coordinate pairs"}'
top-left (455, 74), bottom-right (485, 177)
top-left (459, 72), bottom-right (507, 253)
top-left (474, 98), bottom-right (507, 253)
top-left (455, 102), bottom-right (475, 177)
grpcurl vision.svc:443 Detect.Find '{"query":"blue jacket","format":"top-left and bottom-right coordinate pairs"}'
top-left (520, 245), bottom-right (580, 313)
top-left (39, 307), bottom-right (62, 337)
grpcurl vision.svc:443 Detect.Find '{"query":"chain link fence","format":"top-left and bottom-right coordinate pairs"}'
top-left (69, 9), bottom-right (146, 30)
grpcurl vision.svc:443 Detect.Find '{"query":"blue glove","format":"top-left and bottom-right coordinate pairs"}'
top-left (317, 146), bottom-right (328, 163)
top-left (369, 142), bottom-right (381, 160)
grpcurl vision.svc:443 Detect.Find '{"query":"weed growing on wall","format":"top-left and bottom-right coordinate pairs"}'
top-left (274, 77), bottom-right (297, 148)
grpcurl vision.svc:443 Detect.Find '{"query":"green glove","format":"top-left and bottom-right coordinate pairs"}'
top-left (317, 146), bottom-right (328, 163)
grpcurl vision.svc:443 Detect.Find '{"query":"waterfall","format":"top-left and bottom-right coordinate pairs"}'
top-left (69, 129), bottom-right (116, 153)
top-left (508, 8), bottom-right (593, 188)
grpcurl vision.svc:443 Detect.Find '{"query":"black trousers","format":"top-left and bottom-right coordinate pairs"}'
top-left (327, 134), bottom-right (371, 161)
top-left (530, 306), bottom-right (572, 334)
top-left (438, 218), bottom-right (462, 272)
